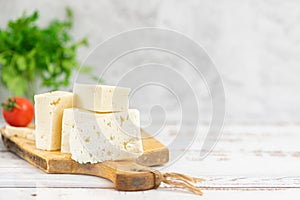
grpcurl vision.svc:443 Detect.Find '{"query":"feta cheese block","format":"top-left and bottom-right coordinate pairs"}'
top-left (73, 83), bottom-right (130, 112)
top-left (5, 125), bottom-right (35, 140)
top-left (61, 108), bottom-right (75, 153)
top-left (67, 108), bottom-right (143, 163)
top-left (34, 91), bottom-right (73, 150)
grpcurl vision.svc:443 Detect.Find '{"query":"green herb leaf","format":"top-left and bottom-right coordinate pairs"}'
top-left (0, 8), bottom-right (93, 99)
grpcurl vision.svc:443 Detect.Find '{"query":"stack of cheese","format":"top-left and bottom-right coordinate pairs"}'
top-left (34, 83), bottom-right (143, 163)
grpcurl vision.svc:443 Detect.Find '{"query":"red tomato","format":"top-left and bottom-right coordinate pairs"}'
top-left (1, 97), bottom-right (34, 127)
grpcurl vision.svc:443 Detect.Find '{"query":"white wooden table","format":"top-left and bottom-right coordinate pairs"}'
top-left (1, 123), bottom-right (300, 199)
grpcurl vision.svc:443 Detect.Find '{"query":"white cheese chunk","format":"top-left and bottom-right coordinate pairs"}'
top-left (66, 108), bottom-right (143, 163)
top-left (61, 108), bottom-right (75, 153)
top-left (34, 91), bottom-right (73, 150)
top-left (73, 83), bottom-right (130, 112)
top-left (5, 125), bottom-right (35, 140)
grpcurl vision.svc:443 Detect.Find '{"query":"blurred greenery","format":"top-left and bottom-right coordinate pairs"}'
top-left (0, 7), bottom-right (95, 100)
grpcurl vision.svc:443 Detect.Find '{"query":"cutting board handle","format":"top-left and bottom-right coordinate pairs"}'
top-left (69, 160), bottom-right (203, 195)
top-left (72, 160), bottom-right (203, 195)
top-left (107, 160), bottom-right (162, 191)
top-left (69, 160), bottom-right (162, 191)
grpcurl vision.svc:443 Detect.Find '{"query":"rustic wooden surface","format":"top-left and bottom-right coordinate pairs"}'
top-left (1, 127), bottom-right (169, 191)
top-left (1, 123), bottom-right (300, 199)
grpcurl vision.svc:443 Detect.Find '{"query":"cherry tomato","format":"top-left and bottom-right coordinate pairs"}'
top-left (1, 97), bottom-right (34, 127)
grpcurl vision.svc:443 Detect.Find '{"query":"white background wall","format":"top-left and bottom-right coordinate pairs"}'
top-left (0, 0), bottom-right (299, 124)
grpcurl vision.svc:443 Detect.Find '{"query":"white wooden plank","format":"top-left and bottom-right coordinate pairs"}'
top-left (1, 151), bottom-right (300, 188)
top-left (163, 149), bottom-right (300, 177)
top-left (0, 167), bottom-right (113, 188)
top-left (1, 188), bottom-right (300, 200)
top-left (1, 125), bottom-right (300, 189)
top-left (1, 166), bottom-right (300, 189)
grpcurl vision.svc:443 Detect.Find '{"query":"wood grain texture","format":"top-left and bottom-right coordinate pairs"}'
top-left (1, 124), bottom-right (300, 199)
top-left (0, 127), bottom-right (169, 191)
top-left (138, 129), bottom-right (169, 166)
top-left (1, 188), bottom-right (300, 200)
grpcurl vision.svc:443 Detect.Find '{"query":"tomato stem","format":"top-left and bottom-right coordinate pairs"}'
top-left (1, 98), bottom-right (20, 112)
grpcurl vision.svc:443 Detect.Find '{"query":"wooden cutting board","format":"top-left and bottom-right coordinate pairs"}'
top-left (1, 127), bottom-right (169, 191)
